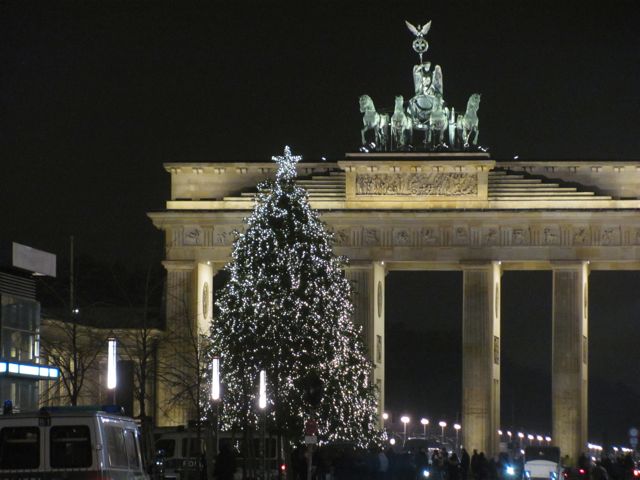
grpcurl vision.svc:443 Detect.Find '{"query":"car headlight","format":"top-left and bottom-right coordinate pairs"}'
top-left (506, 466), bottom-right (516, 476)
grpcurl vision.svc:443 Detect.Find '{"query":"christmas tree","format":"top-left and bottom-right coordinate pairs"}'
top-left (209, 147), bottom-right (381, 446)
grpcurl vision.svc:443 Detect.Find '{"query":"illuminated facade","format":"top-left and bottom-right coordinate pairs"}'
top-left (0, 242), bottom-right (59, 412)
top-left (150, 153), bottom-right (640, 459)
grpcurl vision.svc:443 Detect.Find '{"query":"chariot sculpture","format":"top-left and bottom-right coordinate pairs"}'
top-left (358, 20), bottom-right (485, 152)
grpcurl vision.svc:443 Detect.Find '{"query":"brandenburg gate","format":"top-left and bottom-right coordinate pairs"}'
top-left (147, 21), bottom-right (640, 459)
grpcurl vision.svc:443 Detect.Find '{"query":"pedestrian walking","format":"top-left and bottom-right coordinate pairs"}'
top-left (213, 443), bottom-right (236, 480)
top-left (448, 453), bottom-right (461, 480)
top-left (461, 448), bottom-right (470, 480)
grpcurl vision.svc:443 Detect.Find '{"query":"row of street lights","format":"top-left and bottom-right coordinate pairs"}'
top-left (498, 430), bottom-right (552, 446)
top-left (382, 413), bottom-right (555, 451)
top-left (387, 414), bottom-right (461, 449)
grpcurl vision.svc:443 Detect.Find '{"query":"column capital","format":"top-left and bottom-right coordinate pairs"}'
top-left (550, 260), bottom-right (590, 272)
top-left (345, 260), bottom-right (385, 271)
top-left (460, 260), bottom-right (502, 271)
top-left (162, 260), bottom-right (196, 272)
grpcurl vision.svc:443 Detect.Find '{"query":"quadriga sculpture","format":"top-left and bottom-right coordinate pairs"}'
top-left (359, 95), bottom-right (390, 151)
top-left (390, 95), bottom-right (412, 149)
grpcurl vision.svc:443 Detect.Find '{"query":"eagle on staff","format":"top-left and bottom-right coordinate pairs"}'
top-left (405, 20), bottom-right (431, 63)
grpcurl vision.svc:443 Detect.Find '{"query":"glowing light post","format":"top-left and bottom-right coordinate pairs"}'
top-left (383, 412), bottom-right (389, 431)
top-left (518, 432), bottom-right (524, 449)
top-left (545, 436), bottom-right (552, 446)
top-left (454, 424), bottom-right (461, 452)
top-left (439, 421), bottom-right (447, 444)
top-left (107, 338), bottom-right (117, 404)
top-left (211, 357), bottom-right (221, 460)
top-left (421, 418), bottom-right (429, 439)
top-left (527, 434), bottom-right (534, 446)
top-left (401, 416), bottom-right (410, 444)
top-left (536, 435), bottom-right (543, 446)
top-left (259, 370), bottom-right (267, 480)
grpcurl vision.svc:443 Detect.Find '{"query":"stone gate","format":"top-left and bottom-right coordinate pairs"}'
top-left (149, 151), bottom-right (640, 458)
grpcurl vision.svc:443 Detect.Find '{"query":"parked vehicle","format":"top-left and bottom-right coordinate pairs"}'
top-left (154, 428), bottom-right (281, 480)
top-left (0, 405), bottom-right (148, 479)
top-left (524, 446), bottom-right (561, 480)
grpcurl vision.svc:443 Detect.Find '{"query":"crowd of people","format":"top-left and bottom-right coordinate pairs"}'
top-left (289, 445), bottom-right (496, 480)
top-left (286, 445), bottom-right (639, 480)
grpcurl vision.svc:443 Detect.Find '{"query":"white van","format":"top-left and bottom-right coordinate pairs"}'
top-left (524, 446), bottom-right (561, 480)
top-left (0, 406), bottom-right (149, 479)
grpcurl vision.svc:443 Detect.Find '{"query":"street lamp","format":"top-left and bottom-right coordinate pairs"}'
top-left (211, 357), bottom-right (221, 459)
top-left (258, 370), bottom-right (267, 479)
top-left (383, 412), bottom-right (389, 430)
top-left (545, 436), bottom-right (551, 445)
top-left (536, 435), bottom-right (543, 445)
top-left (518, 432), bottom-right (524, 447)
top-left (439, 421), bottom-right (447, 443)
top-left (107, 338), bottom-right (117, 404)
top-left (454, 424), bottom-right (461, 452)
top-left (421, 418), bottom-right (429, 438)
top-left (401, 416), bottom-right (410, 443)
top-left (527, 434), bottom-right (534, 446)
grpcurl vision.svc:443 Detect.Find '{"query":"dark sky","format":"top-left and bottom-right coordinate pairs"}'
top-left (2, 1), bottom-right (640, 444)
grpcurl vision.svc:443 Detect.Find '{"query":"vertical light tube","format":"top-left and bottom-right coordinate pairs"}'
top-left (107, 338), bottom-right (117, 389)
top-left (211, 357), bottom-right (220, 401)
top-left (258, 370), bottom-right (266, 409)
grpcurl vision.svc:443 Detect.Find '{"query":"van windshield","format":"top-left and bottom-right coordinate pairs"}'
top-left (0, 427), bottom-right (40, 469)
top-left (50, 425), bottom-right (92, 468)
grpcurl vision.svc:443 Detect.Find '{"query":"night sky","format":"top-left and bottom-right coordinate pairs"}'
top-left (2, 1), bottom-right (640, 444)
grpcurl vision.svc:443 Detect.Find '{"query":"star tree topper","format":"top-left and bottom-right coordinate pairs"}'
top-left (273, 146), bottom-right (302, 182)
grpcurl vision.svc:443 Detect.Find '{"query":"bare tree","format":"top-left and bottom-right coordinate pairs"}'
top-left (40, 317), bottom-right (108, 405)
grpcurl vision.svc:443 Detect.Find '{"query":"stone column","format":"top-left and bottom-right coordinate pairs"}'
top-left (552, 261), bottom-right (588, 460)
top-left (345, 261), bottom-right (386, 422)
top-left (462, 261), bottom-right (501, 455)
top-left (156, 260), bottom-right (195, 427)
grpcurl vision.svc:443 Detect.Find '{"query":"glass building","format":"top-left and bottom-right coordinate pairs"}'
top-left (0, 242), bottom-right (58, 412)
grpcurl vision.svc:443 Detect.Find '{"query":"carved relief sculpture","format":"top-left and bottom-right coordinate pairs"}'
top-left (356, 172), bottom-right (478, 196)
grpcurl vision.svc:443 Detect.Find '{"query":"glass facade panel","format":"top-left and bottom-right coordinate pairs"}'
top-left (0, 294), bottom-right (40, 361)
top-left (0, 293), bottom-right (42, 411)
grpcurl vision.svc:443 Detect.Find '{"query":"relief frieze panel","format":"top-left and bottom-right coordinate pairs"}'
top-left (542, 226), bottom-right (561, 245)
top-left (393, 228), bottom-right (412, 246)
top-left (355, 172), bottom-right (478, 196)
top-left (483, 227), bottom-right (499, 246)
top-left (572, 226), bottom-right (590, 245)
top-left (183, 225), bottom-right (203, 246)
top-left (453, 226), bottom-right (470, 245)
top-left (599, 226), bottom-right (620, 246)
top-left (330, 223), bottom-right (636, 248)
top-left (420, 227), bottom-right (441, 246)
top-left (362, 228), bottom-right (380, 246)
top-left (331, 228), bottom-right (351, 246)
